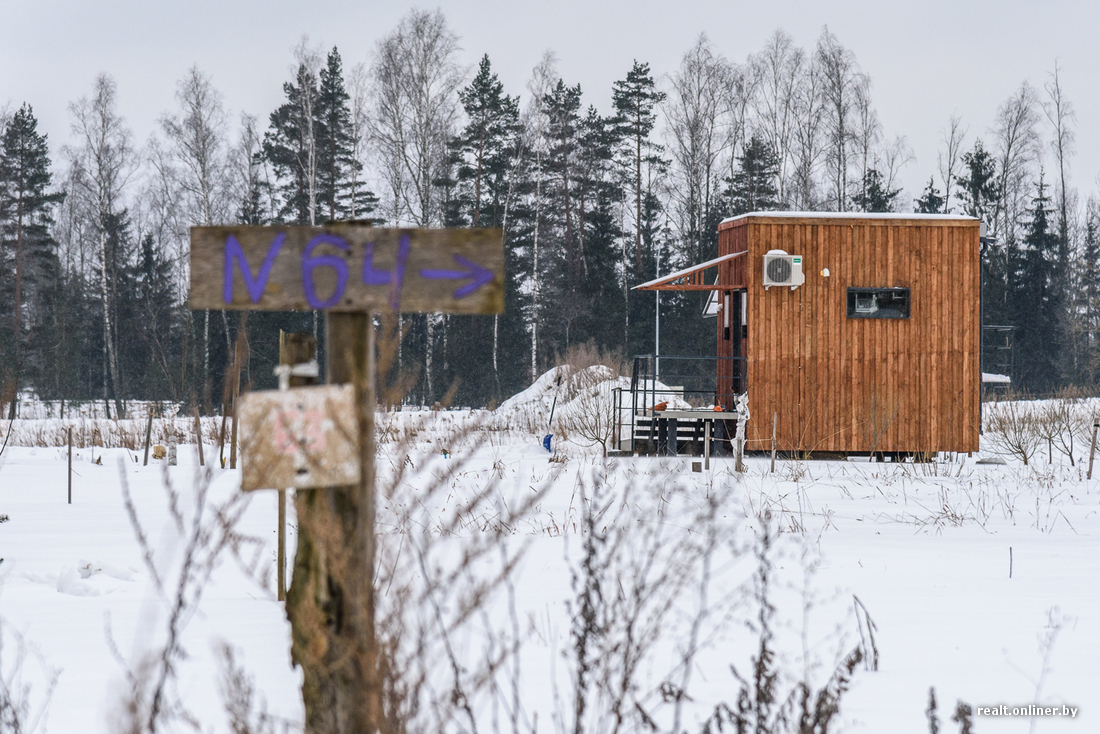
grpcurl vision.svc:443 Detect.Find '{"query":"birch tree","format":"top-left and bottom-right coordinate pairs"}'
top-left (157, 66), bottom-right (231, 401)
top-left (523, 51), bottom-right (557, 382)
top-left (370, 9), bottom-right (464, 401)
top-left (749, 31), bottom-right (804, 205)
top-left (991, 81), bottom-right (1041, 245)
top-left (65, 73), bottom-right (136, 417)
top-left (788, 58), bottom-right (825, 210)
top-left (1043, 63), bottom-right (1076, 251)
top-left (370, 9), bottom-right (463, 227)
top-left (815, 28), bottom-right (871, 211)
top-left (937, 114), bottom-right (967, 213)
top-left (663, 34), bottom-right (733, 265)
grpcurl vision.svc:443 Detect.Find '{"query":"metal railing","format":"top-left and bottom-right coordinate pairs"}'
top-left (613, 354), bottom-right (746, 453)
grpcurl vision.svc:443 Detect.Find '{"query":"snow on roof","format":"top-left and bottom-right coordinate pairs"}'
top-left (982, 373), bottom-right (1012, 384)
top-left (720, 211), bottom-right (979, 224)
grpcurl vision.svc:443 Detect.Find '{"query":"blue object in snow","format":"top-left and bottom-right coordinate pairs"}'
top-left (543, 434), bottom-right (553, 453)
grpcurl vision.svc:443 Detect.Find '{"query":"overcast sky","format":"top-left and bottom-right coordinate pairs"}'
top-left (4, 0), bottom-right (1098, 206)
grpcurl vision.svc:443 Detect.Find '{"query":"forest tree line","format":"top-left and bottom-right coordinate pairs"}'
top-left (0, 10), bottom-right (1094, 416)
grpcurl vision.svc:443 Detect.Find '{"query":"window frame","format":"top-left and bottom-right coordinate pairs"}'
top-left (846, 287), bottom-right (911, 320)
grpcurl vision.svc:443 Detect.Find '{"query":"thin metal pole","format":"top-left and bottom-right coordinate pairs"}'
top-left (770, 412), bottom-right (777, 473)
top-left (67, 427), bottom-right (72, 504)
top-left (277, 330), bottom-right (289, 602)
top-left (142, 410), bottom-right (153, 466)
top-left (194, 408), bottom-right (205, 467)
top-left (1088, 420), bottom-right (1099, 480)
top-left (704, 419), bottom-right (711, 471)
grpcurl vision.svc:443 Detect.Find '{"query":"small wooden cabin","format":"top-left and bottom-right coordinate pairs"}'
top-left (647, 212), bottom-right (981, 456)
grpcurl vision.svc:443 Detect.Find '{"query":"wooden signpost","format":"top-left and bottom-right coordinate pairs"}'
top-left (190, 224), bottom-right (503, 734)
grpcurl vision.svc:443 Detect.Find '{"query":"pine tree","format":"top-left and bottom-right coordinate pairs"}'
top-left (726, 134), bottom-right (782, 216)
top-left (612, 61), bottom-right (665, 271)
top-left (448, 55), bottom-right (522, 229)
top-left (915, 177), bottom-right (945, 214)
top-left (439, 55), bottom-right (525, 405)
top-left (851, 168), bottom-right (900, 213)
top-left (263, 63), bottom-right (321, 224)
top-left (0, 104), bottom-right (64, 415)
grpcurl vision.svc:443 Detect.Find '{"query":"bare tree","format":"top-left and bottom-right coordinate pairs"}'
top-left (370, 9), bottom-right (464, 401)
top-left (228, 112), bottom-right (273, 224)
top-left (991, 82), bottom-right (1041, 244)
top-left (879, 135), bottom-right (914, 198)
top-left (815, 28), bottom-right (871, 211)
top-left (156, 66), bottom-right (232, 402)
top-left (65, 73), bottom-right (137, 418)
top-left (663, 34), bottom-right (734, 265)
top-left (1044, 62), bottom-right (1076, 250)
top-left (523, 50), bottom-right (558, 382)
top-left (852, 86), bottom-right (882, 200)
top-left (347, 62), bottom-right (373, 221)
top-left (788, 58), bottom-right (825, 210)
top-left (370, 8), bottom-right (463, 227)
top-left (749, 30), bottom-right (805, 205)
top-left (937, 114), bottom-right (967, 213)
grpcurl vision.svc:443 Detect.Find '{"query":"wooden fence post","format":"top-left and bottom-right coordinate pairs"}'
top-left (276, 331), bottom-right (318, 602)
top-left (228, 313), bottom-right (248, 471)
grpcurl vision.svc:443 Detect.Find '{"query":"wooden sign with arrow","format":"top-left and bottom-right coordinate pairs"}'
top-left (190, 224), bottom-right (504, 314)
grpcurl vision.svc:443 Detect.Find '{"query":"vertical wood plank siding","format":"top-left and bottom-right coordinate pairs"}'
top-left (716, 215), bottom-right (980, 454)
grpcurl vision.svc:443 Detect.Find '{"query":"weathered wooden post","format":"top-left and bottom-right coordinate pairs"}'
top-left (276, 331), bottom-right (318, 603)
top-left (229, 313), bottom-right (248, 470)
top-left (190, 224), bottom-right (503, 733)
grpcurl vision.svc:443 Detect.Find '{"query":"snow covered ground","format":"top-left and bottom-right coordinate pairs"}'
top-left (1, 390), bottom-right (1097, 732)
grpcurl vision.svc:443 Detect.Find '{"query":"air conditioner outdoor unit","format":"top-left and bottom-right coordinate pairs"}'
top-left (762, 251), bottom-right (805, 290)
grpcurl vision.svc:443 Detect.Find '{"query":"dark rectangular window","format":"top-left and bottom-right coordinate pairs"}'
top-left (846, 287), bottom-right (910, 319)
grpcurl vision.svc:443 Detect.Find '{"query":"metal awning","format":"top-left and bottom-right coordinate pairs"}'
top-left (633, 251), bottom-right (747, 291)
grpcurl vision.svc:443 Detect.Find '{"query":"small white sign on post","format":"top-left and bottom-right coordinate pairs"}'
top-left (238, 384), bottom-right (358, 491)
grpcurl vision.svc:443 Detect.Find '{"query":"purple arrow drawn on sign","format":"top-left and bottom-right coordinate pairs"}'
top-left (419, 256), bottom-right (493, 299)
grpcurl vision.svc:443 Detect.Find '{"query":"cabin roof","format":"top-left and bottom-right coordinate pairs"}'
top-left (719, 211), bottom-right (979, 227)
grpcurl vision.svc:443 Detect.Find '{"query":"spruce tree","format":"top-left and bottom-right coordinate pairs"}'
top-left (851, 169), bottom-right (900, 213)
top-left (1081, 208), bottom-right (1100, 382)
top-left (955, 140), bottom-right (1000, 223)
top-left (1011, 176), bottom-right (1063, 392)
top-left (915, 177), bottom-right (945, 214)
top-left (0, 104), bottom-right (63, 414)
top-left (316, 48), bottom-right (377, 222)
top-left (726, 134), bottom-right (782, 216)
